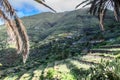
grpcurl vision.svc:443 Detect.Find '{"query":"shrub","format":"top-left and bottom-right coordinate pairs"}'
top-left (89, 59), bottom-right (120, 80)
top-left (43, 69), bottom-right (76, 80)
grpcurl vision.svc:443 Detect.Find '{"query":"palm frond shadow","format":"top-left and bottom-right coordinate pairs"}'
top-left (65, 60), bottom-right (91, 80)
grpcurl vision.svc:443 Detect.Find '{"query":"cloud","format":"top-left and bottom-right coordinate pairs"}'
top-left (46, 0), bottom-right (84, 12)
top-left (9, 0), bottom-right (49, 12)
top-left (9, 0), bottom-right (84, 12)
top-left (8, 0), bottom-right (88, 18)
top-left (0, 0), bottom-right (85, 24)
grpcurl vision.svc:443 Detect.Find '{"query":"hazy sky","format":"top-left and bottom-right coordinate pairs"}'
top-left (9, 0), bottom-right (84, 17)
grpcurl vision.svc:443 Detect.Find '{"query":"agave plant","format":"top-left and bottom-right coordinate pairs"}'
top-left (0, 0), bottom-right (55, 63)
top-left (76, 0), bottom-right (120, 31)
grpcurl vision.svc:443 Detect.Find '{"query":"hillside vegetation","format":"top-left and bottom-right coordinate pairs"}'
top-left (0, 9), bottom-right (120, 80)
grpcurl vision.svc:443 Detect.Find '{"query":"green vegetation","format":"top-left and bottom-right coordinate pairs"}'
top-left (0, 9), bottom-right (120, 80)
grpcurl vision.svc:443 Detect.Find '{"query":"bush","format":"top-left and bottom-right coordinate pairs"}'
top-left (43, 69), bottom-right (76, 80)
top-left (44, 69), bottom-right (58, 80)
top-left (89, 59), bottom-right (120, 80)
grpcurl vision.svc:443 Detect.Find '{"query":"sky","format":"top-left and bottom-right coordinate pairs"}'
top-left (9, 0), bottom-right (84, 17)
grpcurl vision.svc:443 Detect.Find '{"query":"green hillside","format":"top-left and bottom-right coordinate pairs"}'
top-left (0, 9), bottom-right (120, 80)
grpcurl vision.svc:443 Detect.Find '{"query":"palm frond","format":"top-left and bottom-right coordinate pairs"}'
top-left (0, 0), bottom-right (29, 63)
top-left (34, 0), bottom-right (56, 12)
top-left (76, 0), bottom-right (90, 9)
top-left (76, 0), bottom-right (120, 31)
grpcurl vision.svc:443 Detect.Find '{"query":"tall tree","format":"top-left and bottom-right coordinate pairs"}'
top-left (76, 0), bottom-right (120, 31)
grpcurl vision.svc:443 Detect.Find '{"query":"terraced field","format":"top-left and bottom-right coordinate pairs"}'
top-left (0, 8), bottom-right (120, 80)
top-left (0, 44), bottom-right (119, 80)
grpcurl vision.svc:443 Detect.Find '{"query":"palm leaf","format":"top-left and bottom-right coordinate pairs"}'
top-left (0, 0), bottom-right (55, 63)
top-left (76, 0), bottom-right (120, 31)
top-left (76, 0), bottom-right (89, 8)
top-left (0, 0), bottom-right (29, 63)
top-left (34, 0), bottom-right (56, 12)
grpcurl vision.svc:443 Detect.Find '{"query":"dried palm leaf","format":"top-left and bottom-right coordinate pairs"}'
top-left (0, 0), bottom-right (29, 63)
top-left (34, 0), bottom-right (56, 12)
top-left (76, 0), bottom-right (120, 31)
top-left (0, 0), bottom-right (56, 63)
